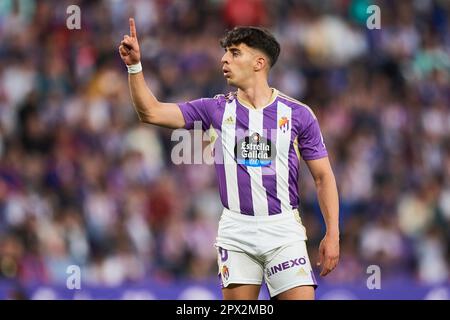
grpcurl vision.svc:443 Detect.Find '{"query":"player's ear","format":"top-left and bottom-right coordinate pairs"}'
top-left (254, 56), bottom-right (267, 72)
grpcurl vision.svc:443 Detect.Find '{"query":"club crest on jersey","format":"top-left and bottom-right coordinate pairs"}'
top-left (278, 116), bottom-right (290, 133)
top-left (221, 265), bottom-right (229, 280)
top-left (235, 132), bottom-right (276, 167)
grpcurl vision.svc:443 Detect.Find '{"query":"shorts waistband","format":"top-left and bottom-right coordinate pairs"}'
top-left (222, 207), bottom-right (300, 222)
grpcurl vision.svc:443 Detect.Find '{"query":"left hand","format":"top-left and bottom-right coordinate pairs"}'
top-left (317, 234), bottom-right (340, 277)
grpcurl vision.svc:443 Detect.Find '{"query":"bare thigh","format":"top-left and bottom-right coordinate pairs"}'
top-left (273, 285), bottom-right (315, 300)
top-left (222, 284), bottom-right (261, 300)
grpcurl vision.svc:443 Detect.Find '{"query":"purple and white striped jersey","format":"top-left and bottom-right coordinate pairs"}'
top-left (178, 88), bottom-right (328, 216)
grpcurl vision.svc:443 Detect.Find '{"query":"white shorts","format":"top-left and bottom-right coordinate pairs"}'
top-left (215, 208), bottom-right (317, 297)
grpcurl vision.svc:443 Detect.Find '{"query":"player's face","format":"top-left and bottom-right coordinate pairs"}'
top-left (221, 43), bottom-right (262, 87)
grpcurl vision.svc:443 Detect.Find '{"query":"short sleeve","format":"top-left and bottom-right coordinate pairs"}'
top-left (298, 117), bottom-right (328, 161)
top-left (178, 98), bottom-right (215, 131)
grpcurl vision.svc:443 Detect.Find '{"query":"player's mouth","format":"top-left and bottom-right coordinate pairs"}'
top-left (222, 67), bottom-right (231, 77)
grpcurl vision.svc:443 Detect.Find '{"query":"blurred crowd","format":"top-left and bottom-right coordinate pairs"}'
top-left (0, 0), bottom-right (449, 291)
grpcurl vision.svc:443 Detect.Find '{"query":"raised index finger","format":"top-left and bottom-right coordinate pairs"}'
top-left (129, 18), bottom-right (137, 38)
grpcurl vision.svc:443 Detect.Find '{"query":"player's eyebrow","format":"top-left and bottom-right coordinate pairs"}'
top-left (226, 47), bottom-right (241, 54)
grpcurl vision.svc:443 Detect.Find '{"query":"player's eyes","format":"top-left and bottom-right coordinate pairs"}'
top-left (225, 48), bottom-right (240, 57)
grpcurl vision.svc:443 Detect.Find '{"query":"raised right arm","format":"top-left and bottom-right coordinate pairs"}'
top-left (119, 18), bottom-right (185, 129)
top-left (128, 72), bottom-right (185, 129)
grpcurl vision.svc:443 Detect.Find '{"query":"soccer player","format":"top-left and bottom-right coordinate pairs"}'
top-left (119, 18), bottom-right (339, 300)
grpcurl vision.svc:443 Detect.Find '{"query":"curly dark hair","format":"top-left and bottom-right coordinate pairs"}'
top-left (220, 26), bottom-right (281, 68)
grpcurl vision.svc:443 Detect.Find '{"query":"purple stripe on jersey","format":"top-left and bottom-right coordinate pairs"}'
top-left (235, 105), bottom-right (254, 215)
top-left (262, 107), bottom-right (282, 215)
top-left (214, 132), bottom-right (228, 209)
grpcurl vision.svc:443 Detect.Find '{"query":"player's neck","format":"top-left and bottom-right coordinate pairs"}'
top-left (237, 82), bottom-right (274, 110)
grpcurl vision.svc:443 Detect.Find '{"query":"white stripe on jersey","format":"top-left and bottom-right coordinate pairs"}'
top-left (276, 102), bottom-right (293, 213)
top-left (222, 100), bottom-right (240, 212)
top-left (248, 109), bottom-right (269, 216)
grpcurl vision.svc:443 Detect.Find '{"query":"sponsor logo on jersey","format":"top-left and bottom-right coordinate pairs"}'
top-left (224, 116), bottom-right (235, 125)
top-left (235, 132), bottom-right (276, 167)
top-left (266, 257), bottom-right (307, 277)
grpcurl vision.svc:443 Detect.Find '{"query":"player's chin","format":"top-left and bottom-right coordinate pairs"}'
top-left (225, 78), bottom-right (239, 87)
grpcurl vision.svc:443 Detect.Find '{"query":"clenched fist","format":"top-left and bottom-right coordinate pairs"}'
top-left (119, 18), bottom-right (141, 66)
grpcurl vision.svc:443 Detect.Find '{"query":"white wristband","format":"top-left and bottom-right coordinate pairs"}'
top-left (127, 62), bottom-right (142, 74)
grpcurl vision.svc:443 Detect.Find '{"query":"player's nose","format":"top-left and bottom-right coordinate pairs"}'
top-left (221, 52), bottom-right (229, 65)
